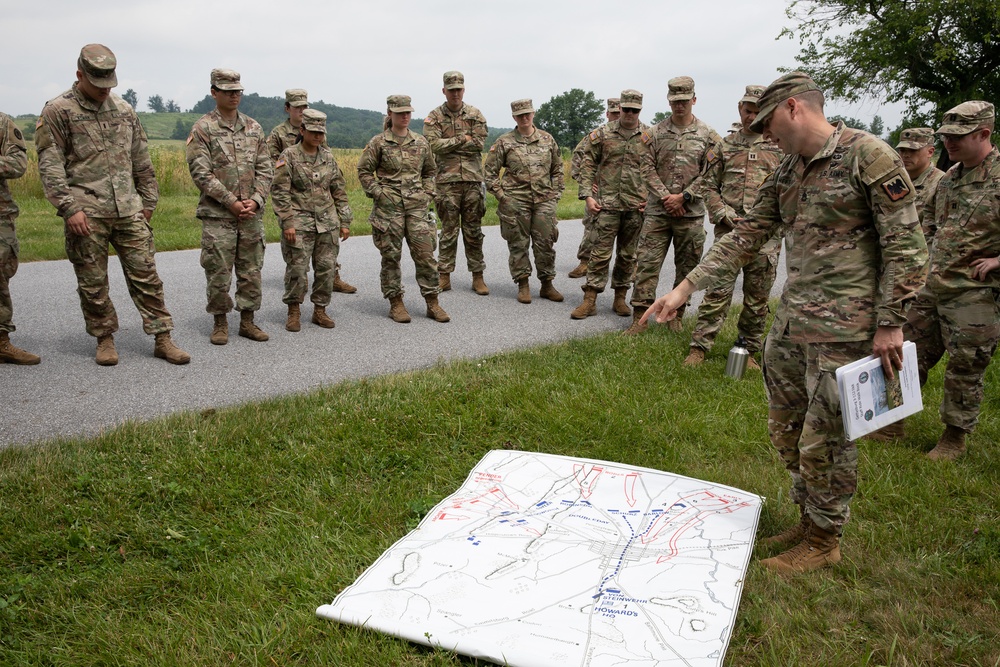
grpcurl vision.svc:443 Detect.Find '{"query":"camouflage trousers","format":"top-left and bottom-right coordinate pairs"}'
top-left (435, 182), bottom-right (485, 274)
top-left (584, 209), bottom-right (643, 293)
top-left (630, 212), bottom-right (706, 315)
top-left (904, 286), bottom-right (1000, 431)
top-left (497, 196), bottom-right (558, 282)
top-left (575, 209), bottom-right (596, 262)
top-left (199, 215), bottom-right (265, 315)
top-left (691, 227), bottom-right (780, 354)
top-left (0, 217), bottom-right (19, 333)
top-left (371, 206), bottom-right (439, 299)
top-left (763, 335), bottom-right (869, 534)
top-left (64, 213), bottom-right (173, 338)
top-left (280, 229), bottom-right (340, 307)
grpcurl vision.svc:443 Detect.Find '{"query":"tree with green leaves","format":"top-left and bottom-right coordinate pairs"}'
top-left (122, 89), bottom-right (138, 109)
top-left (534, 89), bottom-right (603, 148)
top-left (650, 110), bottom-right (672, 125)
top-left (147, 95), bottom-right (165, 113)
top-left (166, 100), bottom-right (181, 113)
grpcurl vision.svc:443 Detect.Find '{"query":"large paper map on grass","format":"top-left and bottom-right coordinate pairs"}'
top-left (317, 450), bottom-right (762, 666)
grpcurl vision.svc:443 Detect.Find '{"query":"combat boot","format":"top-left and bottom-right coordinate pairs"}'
top-left (472, 272), bottom-right (490, 296)
top-left (866, 420), bottom-right (905, 443)
top-left (760, 519), bottom-right (841, 574)
top-left (612, 287), bottom-right (631, 316)
top-left (747, 356), bottom-right (762, 371)
top-left (438, 273), bottom-right (451, 292)
top-left (285, 303), bottom-right (301, 332)
top-left (312, 305), bottom-right (335, 329)
top-left (210, 314), bottom-right (228, 346)
top-left (761, 506), bottom-right (809, 548)
top-left (517, 278), bottom-right (531, 304)
top-left (666, 317), bottom-right (683, 333)
top-left (570, 287), bottom-right (598, 319)
top-left (683, 347), bottom-right (705, 366)
top-left (568, 261), bottom-right (588, 279)
top-left (425, 295), bottom-right (451, 323)
top-left (332, 271), bottom-right (357, 294)
top-left (539, 279), bottom-right (563, 302)
top-left (238, 310), bottom-right (269, 342)
top-left (622, 306), bottom-right (648, 336)
top-left (388, 296), bottom-right (411, 323)
top-left (0, 332), bottom-right (40, 365)
top-left (95, 334), bottom-right (118, 366)
top-left (153, 333), bottom-right (191, 365)
top-left (926, 425), bottom-right (967, 461)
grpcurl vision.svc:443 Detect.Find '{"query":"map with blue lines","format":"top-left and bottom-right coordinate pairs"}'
top-left (317, 450), bottom-right (762, 667)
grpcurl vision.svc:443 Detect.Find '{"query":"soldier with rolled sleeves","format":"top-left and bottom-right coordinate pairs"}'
top-left (358, 95), bottom-right (449, 324)
top-left (643, 72), bottom-right (927, 573)
top-left (684, 84), bottom-right (783, 368)
top-left (484, 99), bottom-right (564, 304)
top-left (625, 76), bottom-right (723, 335)
top-left (0, 111), bottom-right (39, 364)
top-left (187, 68), bottom-right (273, 345)
top-left (35, 44), bottom-right (189, 366)
top-left (271, 109), bottom-right (352, 331)
top-left (571, 90), bottom-right (647, 319)
top-left (424, 71), bottom-right (489, 296)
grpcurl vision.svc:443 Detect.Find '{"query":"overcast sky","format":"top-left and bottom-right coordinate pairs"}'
top-left (1, 0), bottom-right (902, 135)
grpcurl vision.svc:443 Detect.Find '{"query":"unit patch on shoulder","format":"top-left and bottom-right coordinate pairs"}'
top-left (14, 128), bottom-right (23, 140)
top-left (882, 173), bottom-right (911, 202)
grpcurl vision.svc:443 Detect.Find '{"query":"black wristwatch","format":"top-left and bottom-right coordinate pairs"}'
top-left (682, 191), bottom-right (692, 203)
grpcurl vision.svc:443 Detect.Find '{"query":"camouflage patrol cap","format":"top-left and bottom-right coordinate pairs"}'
top-left (511, 99), bottom-right (534, 115)
top-left (607, 98), bottom-right (622, 112)
top-left (748, 71), bottom-right (822, 134)
top-left (78, 44), bottom-right (117, 88)
top-left (620, 90), bottom-right (642, 110)
top-left (285, 89), bottom-right (308, 107)
top-left (937, 101), bottom-right (995, 135)
top-left (387, 95), bottom-right (414, 113)
top-left (443, 71), bottom-right (465, 90)
top-left (896, 127), bottom-right (935, 150)
top-left (211, 69), bottom-right (243, 91)
top-left (739, 85), bottom-right (766, 106)
top-left (667, 76), bottom-right (695, 102)
top-left (301, 109), bottom-right (327, 133)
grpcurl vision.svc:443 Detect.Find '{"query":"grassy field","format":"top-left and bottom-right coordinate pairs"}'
top-left (0, 319), bottom-right (997, 666)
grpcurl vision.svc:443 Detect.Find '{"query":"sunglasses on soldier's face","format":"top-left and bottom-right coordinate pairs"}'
top-left (620, 108), bottom-right (640, 114)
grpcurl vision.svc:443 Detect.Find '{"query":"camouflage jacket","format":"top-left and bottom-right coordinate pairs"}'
top-left (267, 119), bottom-right (300, 163)
top-left (927, 147), bottom-right (1000, 295)
top-left (357, 129), bottom-right (436, 210)
top-left (910, 164), bottom-right (946, 241)
top-left (640, 116), bottom-right (723, 219)
top-left (36, 84), bottom-right (157, 220)
top-left (271, 143), bottom-right (353, 233)
top-left (577, 120), bottom-right (649, 212)
top-left (570, 133), bottom-right (592, 182)
top-left (484, 128), bottom-right (563, 204)
top-left (0, 112), bottom-right (27, 218)
top-left (687, 123), bottom-right (928, 343)
top-left (424, 102), bottom-right (487, 183)
top-left (186, 109), bottom-right (273, 220)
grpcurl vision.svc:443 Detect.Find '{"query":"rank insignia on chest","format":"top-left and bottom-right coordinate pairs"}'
top-left (748, 152), bottom-right (757, 161)
top-left (882, 174), bottom-right (911, 202)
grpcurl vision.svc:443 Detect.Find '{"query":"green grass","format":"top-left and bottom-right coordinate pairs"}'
top-left (0, 319), bottom-right (997, 666)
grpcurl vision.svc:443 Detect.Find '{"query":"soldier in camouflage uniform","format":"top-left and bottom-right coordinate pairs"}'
top-left (484, 99), bottom-right (565, 304)
top-left (571, 90), bottom-right (647, 320)
top-left (425, 71), bottom-right (489, 296)
top-left (358, 95), bottom-right (449, 324)
top-left (626, 76), bottom-right (723, 335)
top-left (271, 109), bottom-right (352, 332)
top-left (36, 44), bottom-right (189, 366)
top-left (187, 68), bottom-right (273, 345)
top-left (643, 73), bottom-right (928, 573)
top-left (267, 89), bottom-right (356, 295)
top-left (684, 85), bottom-right (783, 368)
top-left (896, 128), bottom-right (945, 228)
top-left (0, 111), bottom-right (40, 364)
top-left (569, 98), bottom-right (621, 279)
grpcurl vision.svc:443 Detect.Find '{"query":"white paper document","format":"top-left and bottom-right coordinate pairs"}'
top-left (317, 450), bottom-right (763, 667)
top-left (836, 340), bottom-right (923, 440)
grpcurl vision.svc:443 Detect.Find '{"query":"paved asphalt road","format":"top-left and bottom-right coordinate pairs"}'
top-left (1, 220), bottom-right (784, 447)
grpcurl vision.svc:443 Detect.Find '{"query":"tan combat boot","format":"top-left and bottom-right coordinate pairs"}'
top-left (153, 332), bottom-right (191, 365)
top-left (760, 519), bottom-right (841, 574)
top-left (568, 261), bottom-right (588, 279)
top-left (539, 279), bottom-right (563, 302)
top-left (472, 272), bottom-right (489, 296)
top-left (747, 356), bottom-right (762, 371)
top-left (285, 303), bottom-right (301, 332)
top-left (438, 272), bottom-right (452, 292)
top-left (95, 334), bottom-right (118, 366)
top-left (683, 347), bottom-right (705, 366)
top-left (388, 296), bottom-right (411, 323)
top-left (238, 310), bottom-right (269, 342)
top-left (312, 305), bottom-right (335, 329)
top-left (425, 295), bottom-right (450, 323)
top-left (612, 287), bottom-right (631, 317)
top-left (210, 314), bottom-right (228, 346)
top-left (0, 332), bottom-right (40, 365)
top-left (570, 287), bottom-right (598, 319)
top-left (926, 425), bottom-right (967, 461)
top-left (666, 317), bottom-right (683, 333)
top-left (332, 271), bottom-right (357, 294)
top-left (866, 419), bottom-right (905, 443)
top-left (517, 278), bottom-right (531, 304)
top-left (761, 507), bottom-right (809, 547)
top-left (622, 306), bottom-right (648, 336)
